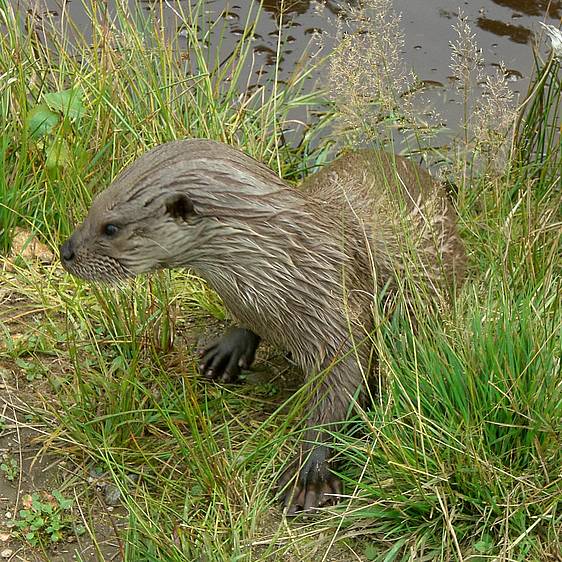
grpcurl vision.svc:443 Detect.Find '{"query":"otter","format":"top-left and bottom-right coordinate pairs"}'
top-left (60, 139), bottom-right (465, 515)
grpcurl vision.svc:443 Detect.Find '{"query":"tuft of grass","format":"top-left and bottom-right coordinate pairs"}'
top-left (335, 283), bottom-right (561, 560)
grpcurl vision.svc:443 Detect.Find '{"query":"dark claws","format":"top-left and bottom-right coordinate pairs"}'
top-left (278, 446), bottom-right (342, 516)
top-left (198, 327), bottom-right (260, 383)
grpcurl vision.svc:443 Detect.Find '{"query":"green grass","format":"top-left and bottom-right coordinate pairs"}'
top-left (1, 0), bottom-right (560, 560)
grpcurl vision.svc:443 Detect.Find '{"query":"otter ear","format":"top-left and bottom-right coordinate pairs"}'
top-left (165, 193), bottom-right (194, 221)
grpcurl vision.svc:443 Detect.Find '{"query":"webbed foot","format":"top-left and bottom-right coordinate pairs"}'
top-left (278, 446), bottom-right (342, 516)
top-left (199, 327), bottom-right (260, 382)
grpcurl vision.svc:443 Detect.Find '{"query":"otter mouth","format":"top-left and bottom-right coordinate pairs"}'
top-left (60, 243), bottom-right (135, 284)
top-left (61, 259), bottom-right (135, 284)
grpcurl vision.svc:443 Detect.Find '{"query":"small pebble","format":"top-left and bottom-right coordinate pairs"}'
top-left (1, 549), bottom-right (13, 558)
top-left (104, 484), bottom-right (121, 506)
top-left (4, 513), bottom-right (11, 519)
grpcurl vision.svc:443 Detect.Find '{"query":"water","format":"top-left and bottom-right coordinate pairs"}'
top-left (17, 0), bottom-right (562, 138)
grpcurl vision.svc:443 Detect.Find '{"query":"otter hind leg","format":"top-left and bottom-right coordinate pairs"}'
top-left (277, 348), bottom-right (367, 514)
top-left (199, 327), bottom-right (260, 382)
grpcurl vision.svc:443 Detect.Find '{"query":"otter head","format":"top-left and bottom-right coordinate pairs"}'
top-left (59, 183), bottom-right (196, 282)
top-left (59, 141), bottom-right (228, 283)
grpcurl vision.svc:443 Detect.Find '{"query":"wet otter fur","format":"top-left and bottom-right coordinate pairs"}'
top-left (60, 139), bottom-right (466, 514)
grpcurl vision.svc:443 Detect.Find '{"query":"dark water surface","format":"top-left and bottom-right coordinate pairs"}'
top-left (18, 0), bottom-right (562, 137)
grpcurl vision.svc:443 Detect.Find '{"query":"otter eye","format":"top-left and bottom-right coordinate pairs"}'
top-left (103, 224), bottom-right (120, 237)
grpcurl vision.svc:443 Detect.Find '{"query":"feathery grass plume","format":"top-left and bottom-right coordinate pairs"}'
top-left (471, 63), bottom-right (517, 172)
top-left (447, 11), bottom-right (521, 185)
top-left (321, 0), bottom-right (419, 145)
top-left (448, 9), bottom-right (484, 185)
top-left (449, 9), bottom-right (484, 133)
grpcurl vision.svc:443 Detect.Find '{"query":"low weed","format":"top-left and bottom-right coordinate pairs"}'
top-left (13, 491), bottom-right (81, 547)
top-left (0, 456), bottom-right (18, 481)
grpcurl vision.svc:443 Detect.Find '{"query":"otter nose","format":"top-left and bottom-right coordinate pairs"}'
top-left (60, 238), bottom-right (75, 262)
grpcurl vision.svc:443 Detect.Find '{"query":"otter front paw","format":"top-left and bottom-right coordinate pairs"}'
top-left (278, 446), bottom-right (342, 516)
top-left (199, 327), bottom-right (260, 383)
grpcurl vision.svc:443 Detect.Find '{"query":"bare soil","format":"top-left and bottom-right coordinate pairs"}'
top-left (0, 277), bottom-right (123, 562)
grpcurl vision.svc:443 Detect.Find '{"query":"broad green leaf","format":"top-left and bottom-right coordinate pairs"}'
top-left (53, 489), bottom-right (73, 509)
top-left (44, 87), bottom-right (85, 120)
top-left (25, 104), bottom-right (59, 139)
top-left (474, 534), bottom-right (494, 553)
top-left (46, 138), bottom-right (71, 171)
